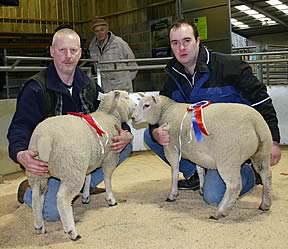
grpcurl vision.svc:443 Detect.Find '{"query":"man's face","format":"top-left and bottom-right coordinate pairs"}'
top-left (94, 25), bottom-right (108, 42)
top-left (50, 34), bottom-right (82, 76)
top-left (169, 24), bottom-right (200, 67)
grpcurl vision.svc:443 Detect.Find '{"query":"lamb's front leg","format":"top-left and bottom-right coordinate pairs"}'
top-left (81, 174), bottom-right (91, 204)
top-left (165, 146), bottom-right (180, 202)
top-left (102, 155), bottom-right (118, 206)
top-left (196, 165), bottom-right (205, 196)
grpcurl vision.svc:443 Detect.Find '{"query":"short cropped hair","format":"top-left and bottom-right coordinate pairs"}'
top-left (51, 28), bottom-right (81, 47)
top-left (168, 19), bottom-right (199, 42)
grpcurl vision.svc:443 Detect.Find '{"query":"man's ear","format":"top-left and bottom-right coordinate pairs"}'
top-left (49, 46), bottom-right (54, 58)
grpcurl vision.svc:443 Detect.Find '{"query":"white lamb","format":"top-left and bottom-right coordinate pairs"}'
top-left (131, 95), bottom-right (272, 219)
top-left (27, 90), bottom-right (135, 241)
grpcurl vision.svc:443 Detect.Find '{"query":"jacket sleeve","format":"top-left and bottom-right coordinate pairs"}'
top-left (120, 38), bottom-right (138, 80)
top-left (234, 59), bottom-right (280, 143)
top-left (7, 81), bottom-right (46, 163)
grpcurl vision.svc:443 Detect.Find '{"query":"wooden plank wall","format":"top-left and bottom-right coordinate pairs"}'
top-left (79, 0), bottom-right (176, 57)
top-left (80, 0), bottom-right (175, 36)
top-left (0, 0), bottom-right (175, 35)
top-left (0, 0), bottom-right (80, 34)
top-left (0, 0), bottom-right (175, 51)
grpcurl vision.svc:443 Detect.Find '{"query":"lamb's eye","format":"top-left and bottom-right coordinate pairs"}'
top-left (144, 104), bottom-right (150, 109)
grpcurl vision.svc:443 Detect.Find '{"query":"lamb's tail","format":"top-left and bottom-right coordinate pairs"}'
top-left (29, 131), bottom-right (53, 163)
top-left (250, 113), bottom-right (272, 179)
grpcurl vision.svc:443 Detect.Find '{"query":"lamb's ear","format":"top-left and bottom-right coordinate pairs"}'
top-left (138, 92), bottom-right (146, 97)
top-left (114, 90), bottom-right (120, 99)
top-left (151, 96), bottom-right (159, 103)
top-left (97, 92), bottom-right (105, 101)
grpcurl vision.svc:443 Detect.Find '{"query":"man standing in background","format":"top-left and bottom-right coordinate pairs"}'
top-left (89, 16), bottom-right (138, 93)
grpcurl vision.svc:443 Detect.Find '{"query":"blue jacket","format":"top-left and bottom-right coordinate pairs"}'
top-left (158, 43), bottom-right (280, 142)
top-left (7, 63), bottom-right (103, 163)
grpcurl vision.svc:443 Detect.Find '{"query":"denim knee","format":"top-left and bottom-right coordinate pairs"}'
top-left (202, 164), bottom-right (256, 206)
top-left (203, 189), bottom-right (223, 206)
top-left (42, 206), bottom-right (60, 221)
top-left (202, 169), bottom-right (225, 206)
top-left (24, 178), bottom-right (61, 221)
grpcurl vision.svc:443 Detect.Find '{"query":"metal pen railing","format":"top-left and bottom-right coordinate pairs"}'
top-left (1, 50), bottom-right (287, 99)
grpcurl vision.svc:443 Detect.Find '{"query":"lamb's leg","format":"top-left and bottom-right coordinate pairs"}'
top-left (196, 165), bottom-right (205, 196)
top-left (253, 156), bottom-right (272, 211)
top-left (30, 177), bottom-right (47, 235)
top-left (210, 165), bottom-right (242, 219)
top-left (81, 174), bottom-right (91, 204)
top-left (57, 181), bottom-right (82, 241)
top-left (165, 146), bottom-right (180, 202)
top-left (102, 155), bottom-right (118, 206)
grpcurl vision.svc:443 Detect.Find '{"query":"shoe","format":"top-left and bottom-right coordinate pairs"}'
top-left (178, 173), bottom-right (200, 191)
top-left (17, 179), bottom-right (30, 204)
top-left (90, 187), bottom-right (106, 195)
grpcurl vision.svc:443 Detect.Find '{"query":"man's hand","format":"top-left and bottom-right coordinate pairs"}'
top-left (111, 124), bottom-right (133, 153)
top-left (16, 150), bottom-right (49, 176)
top-left (271, 142), bottom-right (281, 166)
top-left (152, 123), bottom-right (170, 146)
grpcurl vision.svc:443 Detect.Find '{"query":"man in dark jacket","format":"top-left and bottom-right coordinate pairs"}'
top-left (144, 19), bottom-right (281, 205)
top-left (7, 28), bottom-right (133, 221)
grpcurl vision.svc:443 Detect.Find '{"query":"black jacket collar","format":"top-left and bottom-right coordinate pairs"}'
top-left (46, 62), bottom-right (90, 94)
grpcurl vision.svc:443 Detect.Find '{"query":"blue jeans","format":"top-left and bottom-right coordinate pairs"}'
top-left (144, 129), bottom-right (256, 206)
top-left (23, 143), bottom-right (132, 221)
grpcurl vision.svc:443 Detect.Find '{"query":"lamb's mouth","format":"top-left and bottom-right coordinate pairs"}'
top-left (131, 117), bottom-right (140, 123)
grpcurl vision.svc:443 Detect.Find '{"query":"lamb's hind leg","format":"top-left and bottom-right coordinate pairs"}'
top-left (253, 156), bottom-right (272, 211)
top-left (29, 177), bottom-right (48, 235)
top-left (57, 181), bottom-right (82, 241)
top-left (210, 166), bottom-right (242, 220)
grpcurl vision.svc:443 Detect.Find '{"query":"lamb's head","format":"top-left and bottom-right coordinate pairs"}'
top-left (131, 95), bottom-right (162, 125)
top-left (98, 90), bottom-right (136, 122)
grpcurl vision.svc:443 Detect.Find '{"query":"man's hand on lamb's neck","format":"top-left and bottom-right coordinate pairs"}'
top-left (111, 124), bottom-right (133, 153)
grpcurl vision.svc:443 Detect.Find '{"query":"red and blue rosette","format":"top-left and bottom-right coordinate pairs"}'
top-left (187, 100), bottom-right (211, 142)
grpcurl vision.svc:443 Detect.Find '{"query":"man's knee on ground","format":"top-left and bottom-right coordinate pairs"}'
top-left (143, 128), bottom-right (151, 145)
top-left (203, 189), bottom-right (222, 206)
top-left (43, 208), bottom-right (60, 222)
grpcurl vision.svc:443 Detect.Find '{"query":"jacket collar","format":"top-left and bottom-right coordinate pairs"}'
top-left (46, 62), bottom-right (90, 94)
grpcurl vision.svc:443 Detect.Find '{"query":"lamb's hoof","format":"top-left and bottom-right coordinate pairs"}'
top-left (71, 235), bottom-right (81, 241)
top-left (166, 198), bottom-right (176, 202)
top-left (209, 213), bottom-right (226, 220)
top-left (81, 196), bottom-right (91, 204)
top-left (35, 226), bottom-right (46, 235)
top-left (108, 202), bottom-right (118, 207)
top-left (209, 215), bottom-right (219, 220)
top-left (259, 205), bottom-right (270, 211)
top-left (68, 230), bottom-right (81, 241)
